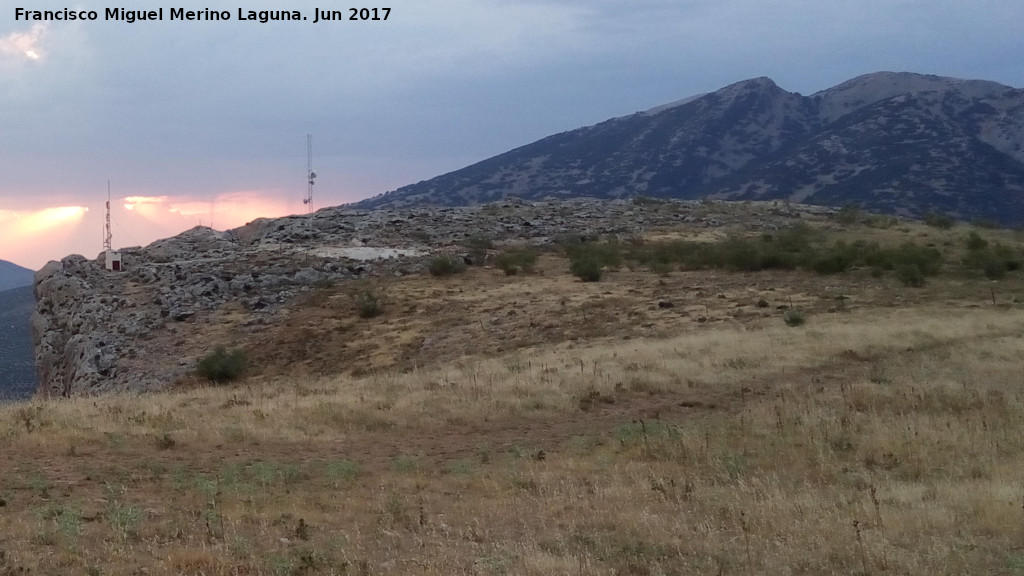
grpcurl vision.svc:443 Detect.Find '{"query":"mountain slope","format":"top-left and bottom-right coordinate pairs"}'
top-left (0, 259), bottom-right (35, 292)
top-left (355, 72), bottom-right (1024, 224)
top-left (0, 285), bottom-right (37, 401)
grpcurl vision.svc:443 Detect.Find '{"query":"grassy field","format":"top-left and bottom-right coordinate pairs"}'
top-left (3, 210), bottom-right (1024, 575)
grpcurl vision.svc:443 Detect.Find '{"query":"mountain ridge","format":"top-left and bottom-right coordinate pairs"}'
top-left (354, 72), bottom-right (1024, 224)
top-left (0, 259), bottom-right (35, 292)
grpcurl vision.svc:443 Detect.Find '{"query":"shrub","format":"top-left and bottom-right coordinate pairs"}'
top-left (965, 231), bottom-right (989, 251)
top-left (648, 260), bottom-right (674, 276)
top-left (835, 203), bottom-right (861, 225)
top-left (924, 211), bottom-right (955, 229)
top-left (465, 233), bottom-right (493, 266)
top-left (564, 239), bottom-right (623, 268)
top-left (350, 281), bottom-right (385, 318)
top-left (196, 346), bottom-right (248, 383)
top-left (570, 256), bottom-right (603, 282)
top-left (782, 309), bottom-right (805, 327)
top-left (566, 239), bottom-right (623, 282)
top-left (983, 259), bottom-right (1007, 280)
top-left (870, 242), bottom-right (943, 276)
top-left (810, 241), bottom-right (858, 274)
top-left (964, 242), bottom-right (1021, 279)
top-left (428, 255), bottom-right (466, 277)
top-left (895, 264), bottom-right (925, 287)
top-left (495, 247), bottom-right (538, 275)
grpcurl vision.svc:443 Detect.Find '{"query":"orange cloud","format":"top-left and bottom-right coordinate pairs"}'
top-left (0, 206), bottom-right (90, 269)
top-left (3, 191), bottom-right (304, 270)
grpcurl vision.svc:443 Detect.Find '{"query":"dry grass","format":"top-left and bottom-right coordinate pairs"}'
top-left (4, 304), bottom-right (1024, 574)
top-left (4, 213), bottom-right (1024, 574)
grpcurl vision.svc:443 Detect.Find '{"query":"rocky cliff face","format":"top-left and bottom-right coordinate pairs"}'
top-left (32, 198), bottom-right (776, 396)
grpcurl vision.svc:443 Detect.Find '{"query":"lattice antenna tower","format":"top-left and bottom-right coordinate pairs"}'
top-left (104, 181), bottom-right (113, 251)
top-left (303, 134), bottom-right (316, 215)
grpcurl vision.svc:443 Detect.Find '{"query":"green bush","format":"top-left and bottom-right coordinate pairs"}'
top-left (963, 242), bottom-right (1021, 279)
top-left (983, 259), bottom-right (1007, 280)
top-left (924, 211), bottom-right (955, 229)
top-left (570, 256), bottom-right (603, 282)
top-left (965, 231), bottom-right (989, 251)
top-left (196, 346), bottom-right (248, 383)
top-left (428, 255), bottom-right (466, 277)
top-left (782, 310), bottom-right (805, 327)
top-left (869, 242), bottom-right (943, 276)
top-left (495, 247), bottom-right (538, 275)
top-left (465, 233), bottom-right (493, 266)
top-left (648, 260), bottom-right (674, 276)
top-left (895, 264), bottom-right (925, 287)
top-left (565, 239), bottom-right (623, 282)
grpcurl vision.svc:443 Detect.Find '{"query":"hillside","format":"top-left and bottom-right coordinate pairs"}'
top-left (5, 200), bottom-right (1024, 573)
top-left (355, 72), bottom-right (1024, 225)
top-left (0, 259), bottom-right (35, 291)
top-left (0, 285), bottom-right (36, 401)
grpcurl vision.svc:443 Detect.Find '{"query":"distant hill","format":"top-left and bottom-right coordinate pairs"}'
top-left (0, 285), bottom-right (36, 401)
top-left (0, 260), bottom-right (35, 292)
top-left (355, 72), bottom-right (1024, 225)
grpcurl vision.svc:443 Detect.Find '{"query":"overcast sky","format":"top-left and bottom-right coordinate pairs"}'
top-left (2, 0), bottom-right (1023, 269)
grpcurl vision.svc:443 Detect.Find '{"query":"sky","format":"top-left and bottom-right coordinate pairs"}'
top-left (2, 0), bottom-right (1023, 270)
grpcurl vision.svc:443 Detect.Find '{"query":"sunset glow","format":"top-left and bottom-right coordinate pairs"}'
top-left (2, 191), bottom-right (302, 270)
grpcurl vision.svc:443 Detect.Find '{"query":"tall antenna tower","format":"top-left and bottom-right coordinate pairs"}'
top-left (303, 134), bottom-right (316, 214)
top-left (104, 181), bottom-right (113, 251)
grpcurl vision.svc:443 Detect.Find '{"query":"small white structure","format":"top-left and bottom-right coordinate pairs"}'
top-left (105, 249), bottom-right (123, 272)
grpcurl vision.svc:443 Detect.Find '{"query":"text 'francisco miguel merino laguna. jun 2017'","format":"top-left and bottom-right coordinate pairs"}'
top-left (13, 7), bottom-right (391, 23)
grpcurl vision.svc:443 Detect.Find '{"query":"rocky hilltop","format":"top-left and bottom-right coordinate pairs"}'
top-left (356, 72), bottom-right (1024, 225)
top-left (32, 197), bottom-right (790, 397)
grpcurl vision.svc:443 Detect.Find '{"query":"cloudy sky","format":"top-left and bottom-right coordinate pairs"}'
top-left (2, 0), bottom-right (1023, 269)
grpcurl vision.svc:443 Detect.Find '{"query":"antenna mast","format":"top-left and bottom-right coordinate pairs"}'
top-left (304, 134), bottom-right (316, 214)
top-left (104, 181), bottom-right (113, 251)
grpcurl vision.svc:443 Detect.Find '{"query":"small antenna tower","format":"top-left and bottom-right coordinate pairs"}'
top-left (104, 181), bottom-right (113, 251)
top-left (303, 134), bottom-right (316, 214)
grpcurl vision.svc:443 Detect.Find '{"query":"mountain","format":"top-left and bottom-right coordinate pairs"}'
top-left (0, 259), bottom-right (35, 292)
top-left (355, 72), bottom-right (1024, 225)
top-left (0, 285), bottom-right (37, 401)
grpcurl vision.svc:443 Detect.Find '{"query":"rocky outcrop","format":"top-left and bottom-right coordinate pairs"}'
top-left (31, 197), bottom-right (816, 396)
